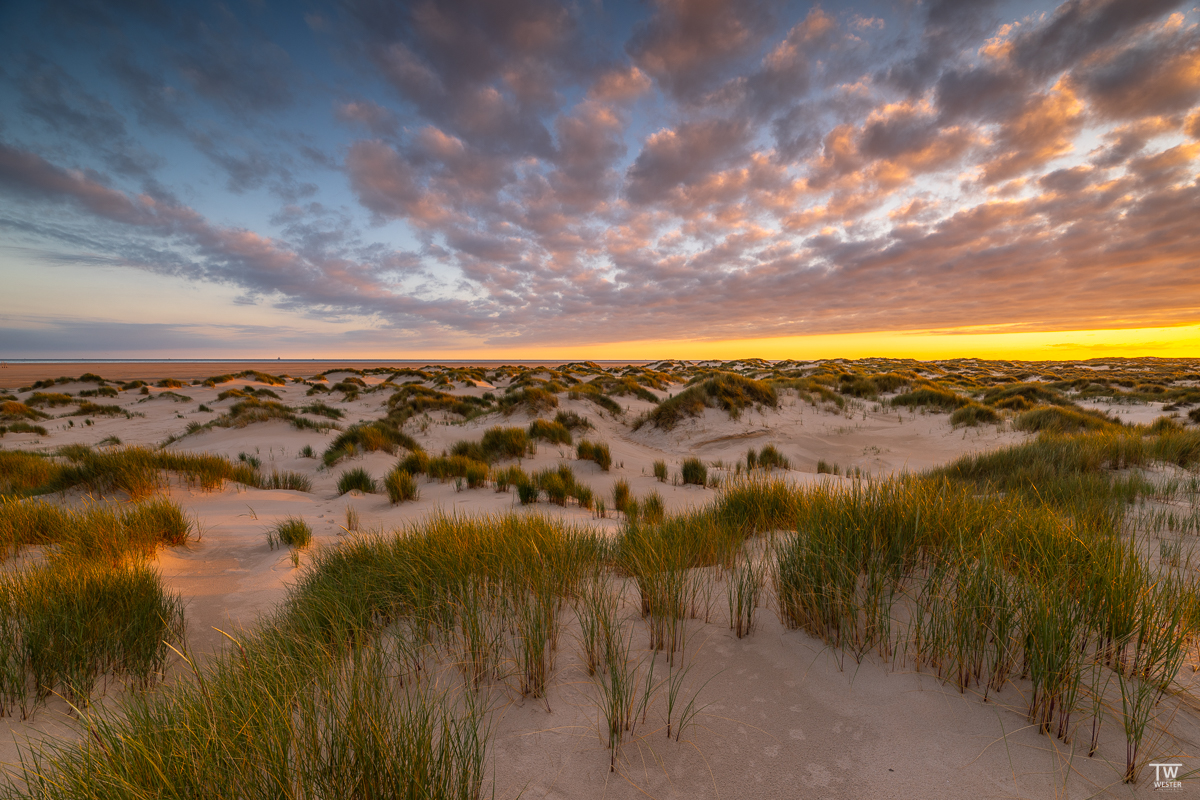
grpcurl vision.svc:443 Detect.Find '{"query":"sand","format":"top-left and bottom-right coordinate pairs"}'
top-left (1, 365), bottom-right (1195, 798)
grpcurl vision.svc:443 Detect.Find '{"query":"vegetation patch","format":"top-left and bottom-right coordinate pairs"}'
top-left (323, 422), bottom-right (420, 466)
top-left (27, 445), bottom-right (262, 498)
top-left (299, 401), bottom-right (344, 420)
top-left (25, 393), bottom-right (75, 409)
top-left (635, 373), bottom-right (776, 430)
top-left (1, 402), bottom-right (49, 422)
top-left (1014, 406), bottom-right (1120, 434)
top-left (268, 516), bottom-right (313, 549)
top-left (0, 561), bottom-right (185, 713)
top-left (890, 387), bottom-right (969, 411)
top-left (386, 384), bottom-right (492, 424)
top-left (0, 495), bottom-right (191, 562)
top-left (384, 468), bottom-right (418, 504)
top-left (336, 467), bottom-right (378, 495)
top-left (747, 444), bottom-right (789, 470)
top-left (499, 387), bottom-right (559, 415)
top-left (982, 383), bottom-right (1072, 409)
top-left (0, 423), bottom-right (49, 439)
top-left (528, 418), bottom-right (572, 445)
top-left (576, 439), bottom-right (612, 471)
top-left (78, 387), bottom-right (118, 398)
top-left (680, 457), bottom-right (707, 486)
top-left (950, 402), bottom-right (1001, 427)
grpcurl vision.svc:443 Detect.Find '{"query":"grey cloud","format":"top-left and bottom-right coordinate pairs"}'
top-left (15, 55), bottom-right (164, 178)
top-left (350, 0), bottom-right (596, 157)
top-left (172, 5), bottom-right (297, 114)
top-left (625, 118), bottom-right (751, 205)
top-left (335, 99), bottom-right (399, 137)
top-left (881, 0), bottom-right (1006, 95)
top-left (1072, 27), bottom-right (1200, 120)
top-left (1007, 0), bottom-right (1187, 81)
top-left (626, 0), bottom-right (779, 101)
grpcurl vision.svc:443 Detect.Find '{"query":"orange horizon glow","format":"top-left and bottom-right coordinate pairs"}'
top-left (225, 323), bottom-right (1199, 362)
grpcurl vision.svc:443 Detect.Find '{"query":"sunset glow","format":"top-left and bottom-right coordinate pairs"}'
top-left (1, 0), bottom-right (1198, 359)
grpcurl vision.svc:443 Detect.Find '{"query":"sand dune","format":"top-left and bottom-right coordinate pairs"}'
top-left (1, 361), bottom-right (1196, 797)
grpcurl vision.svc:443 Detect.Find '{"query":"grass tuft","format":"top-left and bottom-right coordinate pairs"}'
top-left (680, 458), bottom-right (707, 486)
top-left (384, 468), bottom-right (418, 504)
top-left (268, 515), bottom-right (313, 549)
top-left (336, 468), bottom-right (378, 495)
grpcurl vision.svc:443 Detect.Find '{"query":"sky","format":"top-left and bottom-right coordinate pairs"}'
top-left (0, 0), bottom-right (1198, 361)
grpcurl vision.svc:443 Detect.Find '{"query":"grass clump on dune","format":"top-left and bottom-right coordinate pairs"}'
top-left (982, 382), bottom-right (1072, 410)
top-left (323, 421), bottom-right (421, 466)
top-left (1014, 405), bottom-right (1120, 434)
top-left (481, 426), bottom-right (527, 459)
top-left (397, 450), bottom-right (431, 476)
top-left (0, 561), bottom-right (185, 713)
top-left (40, 445), bottom-right (262, 498)
top-left (68, 402), bottom-right (128, 418)
top-left (261, 470), bottom-right (313, 492)
top-left (528, 418), bottom-right (572, 445)
top-left (564, 383), bottom-right (623, 415)
top-left (451, 427), bottom-right (529, 464)
top-left (949, 402), bottom-right (1001, 427)
top-left (78, 386), bottom-right (118, 398)
top-left (336, 467), bottom-right (377, 496)
top-left (889, 386), bottom-right (969, 411)
top-left (576, 439), bottom-right (612, 471)
top-left (0, 423), bottom-right (49, 438)
top-left (747, 444), bottom-right (789, 470)
top-left (553, 410), bottom-right (592, 432)
top-left (635, 373), bottom-right (776, 430)
top-left (202, 370), bottom-right (285, 388)
top-left (705, 457), bottom-right (1198, 783)
top-left (207, 398), bottom-right (333, 432)
top-left (268, 516), bottom-right (313, 550)
top-left (25, 393), bottom-right (75, 409)
top-left (0, 452), bottom-right (58, 497)
top-left (680, 457), bottom-right (707, 486)
top-left (0, 496), bottom-right (191, 563)
top-left (299, 401), bottom-right (344, 420)
top-left (428, 456), bottom-right (489, 488)
top-left (499, 386), bottom-right (559, 415)
top-left (384, 468), bottom-right (418, 504)
top-left (1, 402), bottom-right (49, 422)
top-left (385, 384), bottom-right (492, 425)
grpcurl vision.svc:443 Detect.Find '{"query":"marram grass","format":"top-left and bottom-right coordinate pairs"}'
top-left (5, 426), bottom-right (1200, 789)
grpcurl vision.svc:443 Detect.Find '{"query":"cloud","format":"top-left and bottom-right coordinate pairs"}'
top-left (1005, 0), bottom-right (1187, 81)
top-left (0, 142), bottom-right (156, 225)
top-left (588, 66), bottom-right (653, 102)
top-left (625, 118), bottom-right (752, 205)
top-left (335, 100), bottom-right (399, 137)
top-left (352, 0), bottom-right (593, 157)
top-left (977, 81), bottom-right (1084, 183)
top-left (172, 4), bottom-right (297, 114)
top-left (882, 0), bottom-right (1007, 95)
top-left (626, 0), bottom-right (778, 101)
top-left (14, 55), bottom-right (164, 178)
top-left (1071, 26), bottom-right (1200, 119)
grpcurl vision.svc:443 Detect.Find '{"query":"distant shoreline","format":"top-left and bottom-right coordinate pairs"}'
top-left (0, 359), bottom-right (652, 385)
